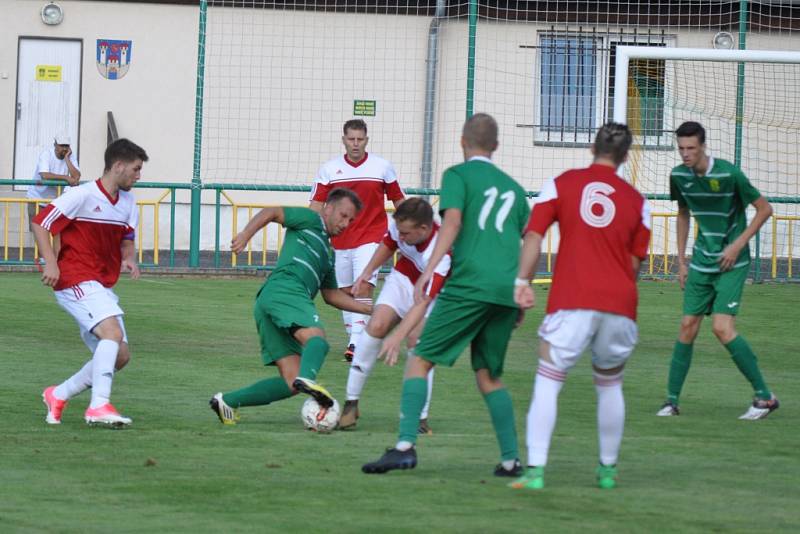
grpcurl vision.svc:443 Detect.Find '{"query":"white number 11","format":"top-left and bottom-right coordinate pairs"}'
top-left (478, 187), bottom-right (515, 232)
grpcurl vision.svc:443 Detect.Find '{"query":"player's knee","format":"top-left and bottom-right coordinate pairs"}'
top-left (366, 319), bottom-right (391, 338)
top-left (115, 343), bottom-right (131, 370)
top-left (678, 316), bottom-right (701, 342)
top-left (711, 321), bottom-right (736, 344)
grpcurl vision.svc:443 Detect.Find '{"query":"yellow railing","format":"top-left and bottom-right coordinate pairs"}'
top-left (772, 215), bottom-right (799, 279)
top-left (1, 193), bottom-right (172, 266)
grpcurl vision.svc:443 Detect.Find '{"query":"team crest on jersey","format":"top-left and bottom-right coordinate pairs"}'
top-left (96, 40), bottom-right (132, 80)
top-left (709, 179), bottom-right (720, 192)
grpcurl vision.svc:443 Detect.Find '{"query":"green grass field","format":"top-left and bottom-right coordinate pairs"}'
top-left (1, 272), bottom-right (798, 533)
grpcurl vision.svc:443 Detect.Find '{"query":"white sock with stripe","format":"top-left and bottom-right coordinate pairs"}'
top-left (346, 331), bottom-right (382, 400)
top-left (349, 298), bottom-right (373, 346)
top-left (89, 339), bottom-right (119, 409)
top-left (54, 359), bottom-right (93, 400)
top-left (594, 370), bottom-right (625, 466)
top-left (526, 360), bottom-right (567, 467)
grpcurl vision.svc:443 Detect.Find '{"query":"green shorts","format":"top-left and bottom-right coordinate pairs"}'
top-left (254, 281), bottom-right (323, 365)
top-left (683, 265), bottom-right (748, 316)
top-left (414, 292), bottom-right (518, 378)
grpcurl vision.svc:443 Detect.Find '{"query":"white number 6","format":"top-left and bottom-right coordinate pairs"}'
top-left (580, 182), bottom-right (616, 228)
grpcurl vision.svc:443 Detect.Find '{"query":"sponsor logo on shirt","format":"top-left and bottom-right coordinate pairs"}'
top-left (93, 205), bottom-right (102, 212)
top-left (336, 169), bottom-right (343, 175)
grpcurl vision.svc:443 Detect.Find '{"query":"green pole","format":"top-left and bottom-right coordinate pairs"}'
top-left (465, 0), bottom-right (478, 119)
top-left (735, 2), bottom-right (761, 280)
top-left (189, 0), bottom-right (208, 267)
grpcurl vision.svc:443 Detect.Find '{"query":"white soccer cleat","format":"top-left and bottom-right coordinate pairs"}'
top-left (84, 403), bottom-right (132, 427)
top-left (656, 401), bottom-right (680, 417)
top-left (738, 394), bottom-right (780, 420)
top-left (209, 392), bottom-right (239, 425)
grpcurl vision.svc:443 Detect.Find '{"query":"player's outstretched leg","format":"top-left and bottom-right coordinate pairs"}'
top-left (209, 392), bottom-right (240, 425)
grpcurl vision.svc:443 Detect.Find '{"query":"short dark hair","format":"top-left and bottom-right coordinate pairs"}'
top-left (343, 119), bottom-right (368, 135)
top-left (393, 197), bottom-right (433, 226)
top-left (462, 113), bottom-right (498, 152)
top-left (326, 187), bottom-right (362, 212)
top-left (593, 122), bottom-right (633, 165)
top-left (675, 121), bottom-right (706, 144)
top-left (104, 138), bottom-right (149, 172)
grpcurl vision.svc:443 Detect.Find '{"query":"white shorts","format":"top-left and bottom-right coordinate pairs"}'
top-left (335, 242), bottom-right (380, 288)
top-left (375, 270), bottom-right (437, 319)
top-left (55, 281), bottom-right (128, 352)
top-left (537, 309), bottom-right (638, 371)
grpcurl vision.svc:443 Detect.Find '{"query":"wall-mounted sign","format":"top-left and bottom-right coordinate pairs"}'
top-left (35, 65), bottom-right (62, 82)
top-left (97, 39), bottom-right (132, 80)
top-left (353, 100), bottom-right (376, 117)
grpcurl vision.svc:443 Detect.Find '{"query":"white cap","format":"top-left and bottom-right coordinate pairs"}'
top-left (54, 134), bottom-right (71, 145)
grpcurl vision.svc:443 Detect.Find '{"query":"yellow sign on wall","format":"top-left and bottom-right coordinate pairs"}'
top-left (35, 65), bottom-right (62, 82)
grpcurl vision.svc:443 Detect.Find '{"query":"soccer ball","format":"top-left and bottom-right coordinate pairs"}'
top-left (300, 397), bottom-right (340, 433)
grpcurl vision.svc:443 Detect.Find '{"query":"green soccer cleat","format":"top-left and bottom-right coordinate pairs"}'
top-left (596, 463), bottom-right (618, 489)
top-left (508, 466), bottom-right (545, 490)
top-left (293, 377), bottom-right (335, 408)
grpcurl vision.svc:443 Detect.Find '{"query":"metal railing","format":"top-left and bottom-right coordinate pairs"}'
top-left (2, 179), bottom-right (798, 281)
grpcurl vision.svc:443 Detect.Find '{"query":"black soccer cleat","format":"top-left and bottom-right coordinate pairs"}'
top-left (362, 447), bottom-right (417, 474)
top-left (342, 344), bottom-right (355, 363)
top-left (494, 458), bottom-right (523, 477)
top-left (292, 377), bottom-right (335, 409)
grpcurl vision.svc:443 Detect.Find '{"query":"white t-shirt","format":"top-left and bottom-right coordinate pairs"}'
top-left (27, 147), bottom-right (80, 200)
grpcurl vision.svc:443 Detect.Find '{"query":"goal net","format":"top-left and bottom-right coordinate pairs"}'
top-left (615, 47), bottom-right (800, 280)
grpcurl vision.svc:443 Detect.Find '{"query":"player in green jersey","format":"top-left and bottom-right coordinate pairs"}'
top-left (210, 188), bottom-right (373, 425)
top-left (657, 121), bottom-right (779, 420)
top-left (362, 113), bottom-right (530, 475)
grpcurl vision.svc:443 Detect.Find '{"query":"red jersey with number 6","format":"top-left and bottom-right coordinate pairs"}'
top-left (526, 164), bottom-right (651, 320)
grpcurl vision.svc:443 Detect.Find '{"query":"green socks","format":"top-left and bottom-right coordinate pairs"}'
top-left (223, 377), bottom-right (292, 408)
top-left (298, 336), bottom-right (330, 381)
top-left (483, 388), bottom-right (519, 462)
top-left (398, 377), bottom-right (428, 444)
top-left (725, 336), bottom-right (771, 400)
top-left (667, 341), bottom-right (693, 404)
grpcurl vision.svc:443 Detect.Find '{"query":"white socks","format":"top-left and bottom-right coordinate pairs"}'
top-left (526, 360), bottom-right (566, 467)
top-left (594, 370), bottom-right (625, 466)
top-left (342, 311), bottom-right (352, 337)
top-left (346, 331), bottom-right (383, 400)
top-left (89, 339), bottom-right (119, 409)
top-left (54, 359), bottom-right (94, 400)
top-left (349, 298), bottom-right (373, 346)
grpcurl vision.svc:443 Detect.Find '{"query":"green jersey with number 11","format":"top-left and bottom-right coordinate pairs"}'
top-left (438, 156), bottom-right (530, 307)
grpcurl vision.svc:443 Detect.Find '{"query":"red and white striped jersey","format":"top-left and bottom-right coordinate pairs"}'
top-left (310, 153), bottom-right (404, 249)
top-left (33, 179), bottom-right (137, 291)
top-left (383, 218), bottom-right (451, 298)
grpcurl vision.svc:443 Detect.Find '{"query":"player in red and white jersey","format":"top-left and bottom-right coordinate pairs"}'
top-left (338, 198), bottom-right (451, 432)
top-left (510, 123), bottom-right (651, 491)
top-left (309, 119), bottom-right (405, 361)
top-left (32, 138), bottom-right (149, 428)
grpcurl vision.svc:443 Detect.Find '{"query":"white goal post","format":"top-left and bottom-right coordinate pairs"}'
top-left (612, 46), bottom-right (800, 124)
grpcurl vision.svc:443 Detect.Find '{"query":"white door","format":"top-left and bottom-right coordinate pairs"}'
top-left (14, 38), bottom-right (82, 184)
